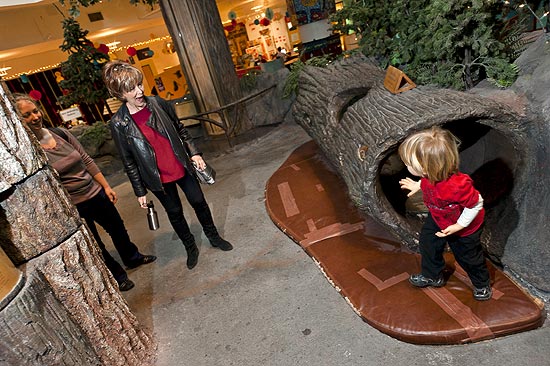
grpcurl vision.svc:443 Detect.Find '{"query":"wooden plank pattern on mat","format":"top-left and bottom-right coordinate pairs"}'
top-left (265, 141), bottom-right (545, 345)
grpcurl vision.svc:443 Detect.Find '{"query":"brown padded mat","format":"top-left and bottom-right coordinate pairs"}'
top-left (265, 140), bottom-right (545, 345)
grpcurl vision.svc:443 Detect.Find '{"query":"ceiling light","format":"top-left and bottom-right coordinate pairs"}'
top-left (0, 67), bottom-right (12, 76)
top-left (91, 28), bottom-right (127, 39)
top-left (0, 51), bottom-right (19, 60)
top-left (105, 41), bottom-right (120, 48)
top-left (0, 0), bottom-right (41, 7)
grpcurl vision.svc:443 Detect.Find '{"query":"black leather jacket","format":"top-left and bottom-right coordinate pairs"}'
top-left (110, 95), bottom-right (201, 197)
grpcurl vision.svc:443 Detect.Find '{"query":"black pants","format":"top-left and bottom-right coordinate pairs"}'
top-left (419, 214), bottom-right (490, 288)
top-left (152, 173), bottom-right (215, 243)
top-left (76, 189), bottom-right (142, 283)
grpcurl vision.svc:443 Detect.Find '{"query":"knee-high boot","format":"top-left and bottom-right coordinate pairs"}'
top-left (166, 210), bottom-right (199, 269)
top-left (194, 202), bottom-right (233, 251)
top-left (181, 232), bottom-right (199, 269)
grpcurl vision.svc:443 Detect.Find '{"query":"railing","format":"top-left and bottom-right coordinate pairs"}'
top-left (178, 85), bottom-right (276, 147)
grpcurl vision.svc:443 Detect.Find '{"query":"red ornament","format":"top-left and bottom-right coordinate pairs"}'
top-left (29, 90), bottom-right (42, 101)
top-left (260, 18), bottom-right (271, 27)
top-left (126, 47), bottom-right (137, 56)
top-left (231, 19), bottom-right (237, 26)
top-left (97, 43), bottom-right (109, 54)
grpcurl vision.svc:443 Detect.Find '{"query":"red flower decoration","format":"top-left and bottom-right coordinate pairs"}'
top-left (126, 47), bottom-right (137, 56)
top-left (97, 43), bottom-right (109, 54)
top-left (260, 18), bottom-right (271, 27)
top-left (29, 90), bottom-right (42, 100)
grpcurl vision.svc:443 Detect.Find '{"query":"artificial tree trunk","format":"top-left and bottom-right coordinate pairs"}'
top-left (0, 83), bottom-right (155, 365)
top-left (293, 53), bottom-right (550, 294)
top-left (160, 0), bottom-right (251, 134)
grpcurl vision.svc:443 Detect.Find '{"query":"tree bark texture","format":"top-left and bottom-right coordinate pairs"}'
top-left (0, 265), bottom-right (100, 366)
top-left (0, 83), bottom-right (155, 364)
top-left (0, 91), bottom-right (44, 193)
top-left (293, 54), bottom-right (550, 293)
top-left (28, 227), bottom-right (153, 366)
top-left (0, 168), bottom-right (80, 265)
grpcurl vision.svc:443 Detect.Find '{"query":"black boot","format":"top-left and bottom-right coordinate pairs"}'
top-left (182, 235), bottom-right (199, 269)
top-left (203, 225), bottom-right (233, 251)
top-left (194, 201), bottom-right (233, 251)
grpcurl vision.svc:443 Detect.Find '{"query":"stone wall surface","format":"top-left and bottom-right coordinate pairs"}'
top-left (243, 68), bottom-right (295, 127)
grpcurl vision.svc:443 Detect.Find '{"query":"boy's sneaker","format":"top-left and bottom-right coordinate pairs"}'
top-left (409, 273), bottom-right (445, 288)
top-left (473, 286), bottom-right (492, 301)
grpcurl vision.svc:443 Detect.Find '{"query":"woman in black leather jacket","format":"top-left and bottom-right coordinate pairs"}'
top-left (103, 61), bottom-right (232, 270)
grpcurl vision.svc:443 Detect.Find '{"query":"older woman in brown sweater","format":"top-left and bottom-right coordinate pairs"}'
top-left (15, 93), bottom-right (156, 292)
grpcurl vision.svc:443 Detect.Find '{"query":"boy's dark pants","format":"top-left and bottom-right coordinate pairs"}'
top-left (419, 214), bottom-right (490, 288)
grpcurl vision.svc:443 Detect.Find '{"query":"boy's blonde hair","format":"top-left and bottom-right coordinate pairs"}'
top-left (102, 60), bottom-right (144, 101)
top-left (398, 126), bottom-right (460, 183)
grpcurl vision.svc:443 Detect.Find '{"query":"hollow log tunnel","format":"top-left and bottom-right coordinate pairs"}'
top-left (292, 55), bottom-right (547, 293)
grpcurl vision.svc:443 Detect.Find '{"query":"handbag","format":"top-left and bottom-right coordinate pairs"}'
top-left (192, 161), bottom-right (216, 185)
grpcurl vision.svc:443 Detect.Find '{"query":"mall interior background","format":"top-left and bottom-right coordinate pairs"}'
top-left (0, 0), bottom-right (354, 127)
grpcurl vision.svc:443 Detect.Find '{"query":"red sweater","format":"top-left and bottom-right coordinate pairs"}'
top-left (132, 107), bottom-right (185, 183)
top-left (420, 172), bottom-right (484, 237)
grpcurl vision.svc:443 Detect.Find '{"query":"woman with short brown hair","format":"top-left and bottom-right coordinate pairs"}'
top-left (102, 60), bottom-right (233, 271)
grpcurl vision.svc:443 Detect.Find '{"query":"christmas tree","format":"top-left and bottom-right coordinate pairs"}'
top-left (58, 17), bottom-right (110, 109)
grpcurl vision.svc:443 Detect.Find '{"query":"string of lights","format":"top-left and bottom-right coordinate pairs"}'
top-left (3, 35), bottom-right (173, 80)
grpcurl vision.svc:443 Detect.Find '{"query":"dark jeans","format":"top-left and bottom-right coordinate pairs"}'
top-left (419, 213), bottom-right (490, 288)
top-left (76, 189), bottom-right (142, 283)
top-left (151, 173), bottom-right (215, 244)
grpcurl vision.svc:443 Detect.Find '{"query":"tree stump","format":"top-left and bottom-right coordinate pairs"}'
top-left (0, 83), bottom-right (155, 364)
top-left (293, 54), bottom-right (550, 294)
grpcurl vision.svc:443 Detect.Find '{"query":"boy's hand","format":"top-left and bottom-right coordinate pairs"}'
top-left (399, 177), bottom-right (421, 197)
top-left (436, 223), bottom-right (464, 237)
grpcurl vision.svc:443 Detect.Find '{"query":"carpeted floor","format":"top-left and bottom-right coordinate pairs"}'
top-left (265, 140), bottom-right (545, 345)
